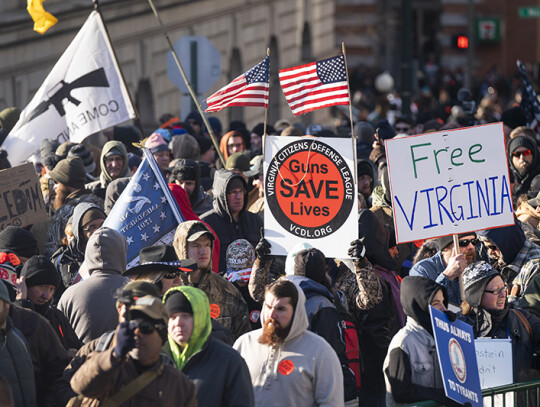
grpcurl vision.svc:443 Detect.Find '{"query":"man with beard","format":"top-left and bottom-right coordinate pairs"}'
top-left (409, 233), bottom-right (477, 305)
top-left (233, 279), bottom-right (343, 407)
top-left (508, 134), bottom-right (540, 198)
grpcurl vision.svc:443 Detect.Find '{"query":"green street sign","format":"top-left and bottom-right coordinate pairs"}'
top-left (519, 7), bottom-right (540, 18)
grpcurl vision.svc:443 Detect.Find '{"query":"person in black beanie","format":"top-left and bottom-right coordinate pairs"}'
top-left (357, 159), bottom-right (374, 206)
top-left (508, 134), bottom-right (540, 197)
top-left (16, 255), bottom-right (82, 352)
top-left (169, 159), bottom-right (213, 215)
top-left (0, 226), bottom-right (39, 264)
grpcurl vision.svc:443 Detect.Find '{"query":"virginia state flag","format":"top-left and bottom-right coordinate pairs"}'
top-left (27, 0), bottom-right (57, 34)
top-left (103, 149), bottom-right (185, 269)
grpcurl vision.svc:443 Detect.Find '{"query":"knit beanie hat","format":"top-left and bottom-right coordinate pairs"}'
top-left (375, 119), bottom-right (395, 141)
top-left (127, 153), bottom-right (142, 170)
top-left (198, 138), bottom-right (213, 155)
top-left (48, 157), bottom-right (87, 189)
top-left (354, 121), bottom-right (375, 145)
top-left (294, 248), bottom-right (327, 285)
top-left (105, 147), bottom-right (124, 158)
top-left (21, 255), bottom-right (60, 288)
top-left (68, 144), bottom-right (95, 174)
top-left (0, 226), bottom-right (38, 259)
top-left (226, 176), bottom-right (245, 193)
top-left (145, 133), bottom-right (169, 154)
top-left (55, 142), bottom-right (77, 159)
top-left (507, 135), bottom-right (537, 156)
top-left (463, 261), bottom-right (500, 307)
top-left (80, 207), bottom-right (106, 229)
top-left (171, 159), bottom-right (199, 182)
top-left (357, 159), bottom-right (373, 179)
top-left (0, 251), bottom-right (22, 288)
top-left (164, 290), bottom-right (193, 315)
top-left (502, 106), bottom-right (528, 130)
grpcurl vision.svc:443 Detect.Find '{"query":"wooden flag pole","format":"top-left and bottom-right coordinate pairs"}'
top-left (262, 48), bottom-right (270, 161)
top-left (146, 0), bottom-right (226, 167)
top-left (453, 234), bottom-right (465, 299)
top-left (342, 42), bottom-right (357, 184)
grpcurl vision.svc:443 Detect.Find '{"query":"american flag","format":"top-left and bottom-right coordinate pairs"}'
top-left (279, 55), bottom-right (349, 116)
top-left (517, 60), bottom-right (540, 136)
top-left (205, 56), bottom-right (269, 112)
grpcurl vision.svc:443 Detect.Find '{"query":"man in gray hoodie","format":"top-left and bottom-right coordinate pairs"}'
top-left (58, 227), bottom-right (128, 343)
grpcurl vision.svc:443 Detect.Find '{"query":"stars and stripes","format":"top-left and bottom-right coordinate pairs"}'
top-left (279, 54), bottom-right (349, 116)
top-left (517, 60), bottom-right (540, 136)
top-left (205, 56), bottom-right (269, 112)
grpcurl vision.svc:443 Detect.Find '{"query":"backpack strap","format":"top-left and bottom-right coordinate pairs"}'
top-left (511, 308), bottom-right (533, 338)
top-left (101, 362), bottom-right (165, 407)
top-left (96, 331), bottom-right (115, 352)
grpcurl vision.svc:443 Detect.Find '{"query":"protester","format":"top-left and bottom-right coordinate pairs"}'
top-left (163, 286), bottom-right (254, 407)
top-left (86, 140), bottom-right (129, 199)
top-left (169, 158), bottom-right (213, 215)
top-left (145, 132), bottom-right (171, 174)
top-left (234, 278), bottom-right (344, 406)
top-left (245, 155), bottom-right (264, 218)
top-left (508, 134), bottom-right (540, 198)
top-left (219, 130), bottom-right (246, 162)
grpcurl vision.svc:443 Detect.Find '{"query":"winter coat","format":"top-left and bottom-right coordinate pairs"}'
top-left (233, 282), bottom-right (344, 407)
top-left (508, 135), bottom-right (540, 197)
top-left (0, 317), bottom-right (36, 407)
top-left (10, 304), bottom-right (70, 407)
top-left (174, 221), bottom-right (251, 339)
top-left (383, 276), bottom-right (455, 406)
top-left (70, 347), bottom-right (197, 407)
top-left (86, 140), bottom-right (129, 199)
top-left (201, 169), bottom-right (262, 274)
top-left (58, 227), bottom-right (129, 343)
top-left (192, 186), bottom-right (214, 215)
top-left (162, 286), bottom-right (254, 407)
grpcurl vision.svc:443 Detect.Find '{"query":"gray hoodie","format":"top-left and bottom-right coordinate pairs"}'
top-left (57, 227), bottom-right (128, 343)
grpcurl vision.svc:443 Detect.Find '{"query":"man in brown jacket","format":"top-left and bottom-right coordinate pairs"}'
top-left (70, 295), bottom-right (197, 406)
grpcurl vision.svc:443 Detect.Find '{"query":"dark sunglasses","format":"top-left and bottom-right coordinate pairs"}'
top-left (512, 149), bottom-right (532, 158)
top-left (135, 320), bottom-right (160, 335)
top-left (458, 238), bottom-right (478, 247)
top-left (163, 271), bottom-right (182, 279)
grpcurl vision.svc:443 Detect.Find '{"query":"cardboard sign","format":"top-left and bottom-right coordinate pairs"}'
top-left (386, 123), bottom-right (513, 243)
top-left (430, 306), bottom-right (483, 407)
top-left (0, 163), bottom-right (46, 230)
top-left (475, 338), bottom-right (513, 407)
top-left (264, 136), bottom-right (357, 258)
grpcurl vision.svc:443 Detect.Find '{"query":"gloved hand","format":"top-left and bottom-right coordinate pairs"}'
top-left (113, 321), bottom-right (136, 359)
top-left (444, 310), bottom-right (457, 322)
top-left (348, 239), bottom-right (366, 260)
top-left (255, 229), bottom-right (271, 261)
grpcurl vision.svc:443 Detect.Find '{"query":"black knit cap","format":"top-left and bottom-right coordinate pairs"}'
top-left (0, 226), bottom-right (38, 259)
top-left (164, 290), bottom-right (193, 315)
top-left (294, 248), bottom-right (328, 287)
top-left (68, 144), bottom-right (95, 174)
top-left (502, 106), bottom-right (527, 130)
top-left (48, 157), bottom-right (87, 189)
top-left (171, 159), bottom-right (199, 182)
top-left (507, 135), bottom-right (537, 156)
top-left (21, 255), bottom-right (60, 288)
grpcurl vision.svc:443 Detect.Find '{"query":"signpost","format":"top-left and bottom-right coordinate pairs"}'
top-left (264, 136), bottom-right (357, 258)
top-left (519, 7), bottom-right (540, 18)
top-left (385, 123), bottom-right (513, 244)
top-left (430, 306), bottom-right (482, 407)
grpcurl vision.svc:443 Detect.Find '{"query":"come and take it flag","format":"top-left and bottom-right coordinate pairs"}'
top-left (3, 11), bottom-right (136, 166)
top-left (27, 0), bottom-right (57, 34)
top-left (205, 56), bottom-right (269, 112)
top-left (279, 54), bottom-right (349, 116)
top-left (103, 149), bottom-right (185, 270)
top-left (517, 60), bottom-right (540, 137)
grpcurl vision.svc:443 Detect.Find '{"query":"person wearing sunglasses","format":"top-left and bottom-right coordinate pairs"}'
top-left (508, 134), bottom-right (540, 197)
top-left (460, 261), bottom-right (540, 393)
top-left (70, 295), bottom-right (197, 407)
top-left (410, 233), bottom-right (478, 305)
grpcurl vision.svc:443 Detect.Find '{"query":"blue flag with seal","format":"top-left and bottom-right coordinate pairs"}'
top-left (103, 148), bottom-right (184, 269)
top-left (430, 306), bottom-right (482, 407)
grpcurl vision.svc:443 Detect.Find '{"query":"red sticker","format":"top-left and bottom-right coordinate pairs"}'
top-left (249, 310), bottom-right (261, 323)
top-left (209, 303), bottom-right (221, 319)
top-left (278, 359), bottom-right (294, 376)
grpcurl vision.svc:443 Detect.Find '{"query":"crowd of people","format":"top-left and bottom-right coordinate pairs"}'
top-left (1, 64), bottom-right (540, 407)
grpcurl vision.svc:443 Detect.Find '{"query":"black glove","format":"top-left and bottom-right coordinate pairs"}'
top-left (255, 235), bottom-right (271, 261)
top-left (113, 321), bottom-right (136, 359)
top-left (348, 239), bottom-right (366, 260)
top-left (444, 310), bottom-right (457, 322)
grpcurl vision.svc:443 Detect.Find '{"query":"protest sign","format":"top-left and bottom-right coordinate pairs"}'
top-left (385, 123), bottom-right (513, 243)
top-left (264, 136), bottom-right (357, 258)
top-left (475, 338), bottom-right (513, 407)
top-left (0, 163), bottom-right (46, 230)
top-left (430, 306), bottom-right (483, 407)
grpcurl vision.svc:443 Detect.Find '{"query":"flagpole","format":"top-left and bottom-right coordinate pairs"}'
top-left (146, 0), bottom-right (226, 167)
top-left (342, 42), bottom-right (357, 184)
top-left (92, 0), bottom-right (143, 135)
top-left (262, 48), bottom-right (270, 162)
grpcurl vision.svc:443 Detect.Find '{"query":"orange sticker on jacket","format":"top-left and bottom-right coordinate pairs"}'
top-left (209, 303), bottom-right (221, 319)
top-left (278, 359), bottom-right (294, 376)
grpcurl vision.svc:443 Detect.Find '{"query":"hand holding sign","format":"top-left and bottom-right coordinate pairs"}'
top-left (443, 254), bottom-right (467, 281)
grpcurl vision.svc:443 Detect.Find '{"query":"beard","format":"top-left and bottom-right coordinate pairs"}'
top-left (258, 318), bottom-right (290, 346)
top-left (464, 249), bottom-right (476, 265)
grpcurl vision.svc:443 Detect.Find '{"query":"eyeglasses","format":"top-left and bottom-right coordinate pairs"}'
top-left (228, 142), bottom-right (244, 150)
top-left (395, 126), bottom-right (410, 133)
top-left (512, 149), bottom-right (532, 158)
top-left (484, 285), bottom-right (507, 296)
top-left (227, 188), bottom-right (246, 197)
top-left (134, 320), bottom-right (161, 335)
top-left (458, 238), bottom-right (478, 247)
top-left (163, 271), bottom-right (182, 279)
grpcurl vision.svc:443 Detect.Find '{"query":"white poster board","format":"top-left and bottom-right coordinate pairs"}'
top-left (475, 338), bottom-right (513, 407)
top-left (385, 123), bottom-right (514, 243)
top-left (264, 136), bottom-right (357, 258)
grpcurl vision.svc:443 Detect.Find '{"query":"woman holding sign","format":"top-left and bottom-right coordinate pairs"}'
top-left (460, 261), bottom-right (540, 385)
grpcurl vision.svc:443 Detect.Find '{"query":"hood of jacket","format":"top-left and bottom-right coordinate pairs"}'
top-left (162, 285), bottom-right (212, 370)
top-left (401, 276), bottom-right (447, 335)
top-left (358, 209), bottom-right (396, 271)
top-left (84, 226), bottom-right (126, 275)
top-left (477, 218), bottom-right (525, 264)
top-left (100, 140), bottom-right (129, 183)
top-left (211, 169), bottom-right (248, 221)
top-left (104, 177), bottom-right (130, 214)
top-left (173, 220), bottom-right (214, 270)
top-left (285, 274), bottom-right (333, 302)
top-left (260, 279), bottom-right (309, 344)
top-left (219, 131), bottom-right (245, 161)
top-left (72, 202), bottom-right (106, 252)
